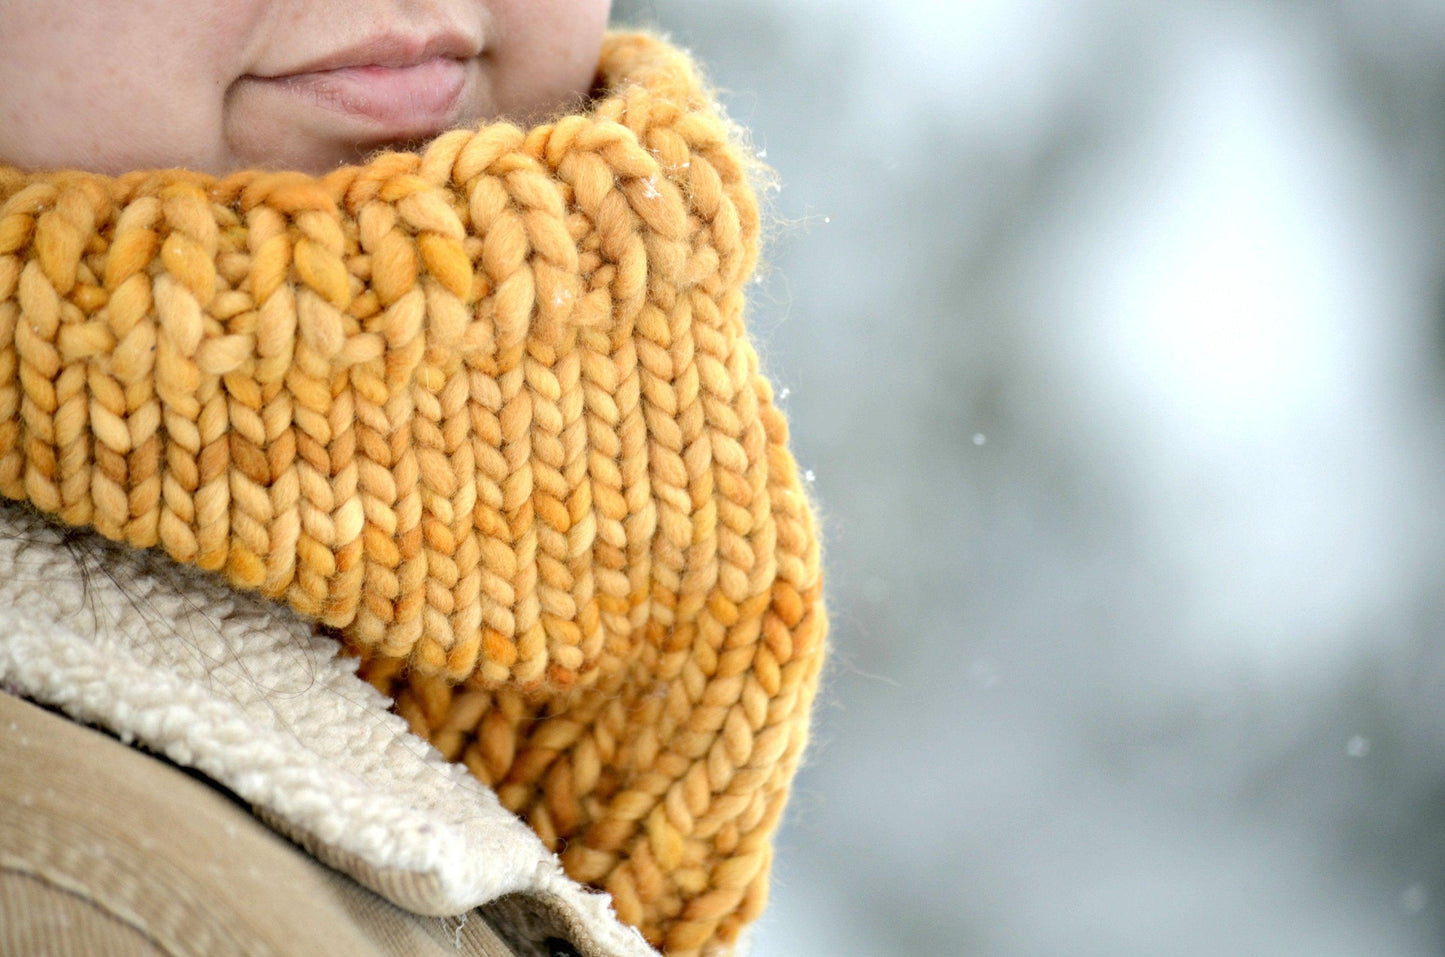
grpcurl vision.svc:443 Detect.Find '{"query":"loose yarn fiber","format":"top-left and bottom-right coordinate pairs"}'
top-left (0, 32), bottom-right (825, 955)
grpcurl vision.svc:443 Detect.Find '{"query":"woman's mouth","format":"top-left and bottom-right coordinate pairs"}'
top-left (243, 32), bottom-right (482, 145)
top-left (266, 56), bottom-right (469, 135)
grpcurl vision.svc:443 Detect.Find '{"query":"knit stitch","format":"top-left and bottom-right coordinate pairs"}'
top-left (0, 32), bottom-right (825, 955)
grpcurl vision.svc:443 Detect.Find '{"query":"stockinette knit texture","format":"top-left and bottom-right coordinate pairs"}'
top-left (0, 31), bottom-right (825, 956)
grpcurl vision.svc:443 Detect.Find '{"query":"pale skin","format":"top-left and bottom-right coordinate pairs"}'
top-left (0, 0), bottom-right (612, 174)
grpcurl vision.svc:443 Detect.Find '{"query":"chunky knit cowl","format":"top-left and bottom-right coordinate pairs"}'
top-left (0, 32), bottom-right (825, 956)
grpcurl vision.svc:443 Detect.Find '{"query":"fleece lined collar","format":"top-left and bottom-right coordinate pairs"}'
top-left (0, 503), bottom-right (656, 957)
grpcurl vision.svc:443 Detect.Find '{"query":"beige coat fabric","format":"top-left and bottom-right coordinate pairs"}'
top-left (0, 503), bottom-right (659, 957)
top-left (1, 691), bottom-right (520, 957)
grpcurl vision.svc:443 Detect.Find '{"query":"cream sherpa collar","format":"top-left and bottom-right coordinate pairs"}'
top-left (0, 32), bottom-right (825, 956)
top-left (0, 502), bottom-right (655, 957)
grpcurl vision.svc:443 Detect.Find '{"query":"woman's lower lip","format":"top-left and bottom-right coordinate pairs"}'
top-left (272, 57), bottom-right (468, 134)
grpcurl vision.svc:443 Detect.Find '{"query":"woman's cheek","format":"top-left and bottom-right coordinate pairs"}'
top-left (486, 0), bottom-right (611, 122)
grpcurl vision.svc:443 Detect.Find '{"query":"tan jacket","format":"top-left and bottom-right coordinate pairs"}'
top-left (0, 505), bottom-right (659, 957)
top-left (1, 691), bottom-right (525, 957)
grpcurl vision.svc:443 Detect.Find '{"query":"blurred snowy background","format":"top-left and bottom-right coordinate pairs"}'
top-left (612, 2), bottom-right (1445, 954)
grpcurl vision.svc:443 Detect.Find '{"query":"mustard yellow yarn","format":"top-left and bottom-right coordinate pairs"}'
top-left (0, 33), bottom-right (825, 955)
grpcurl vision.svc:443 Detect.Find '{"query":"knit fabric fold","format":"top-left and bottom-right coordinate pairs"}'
top-left (0, 31), bottom-right (824, 956)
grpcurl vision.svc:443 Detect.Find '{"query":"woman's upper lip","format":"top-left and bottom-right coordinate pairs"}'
top-left (260, 32), bottom-right (480, 77)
